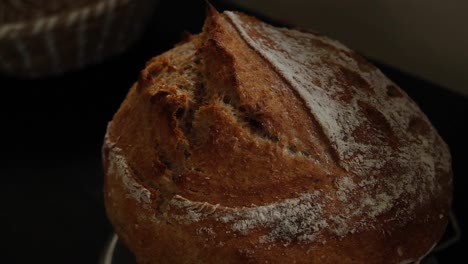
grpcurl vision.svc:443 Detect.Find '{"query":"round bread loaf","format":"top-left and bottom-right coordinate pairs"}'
top-left (103, 8), bottom-right (452, 264)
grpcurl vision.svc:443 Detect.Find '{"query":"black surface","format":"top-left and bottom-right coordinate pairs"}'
top-left (1, 0), bottom-right (466, 263)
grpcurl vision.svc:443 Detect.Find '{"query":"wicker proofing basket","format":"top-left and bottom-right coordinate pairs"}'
top-left (0, 0), bottom-right (159, 77)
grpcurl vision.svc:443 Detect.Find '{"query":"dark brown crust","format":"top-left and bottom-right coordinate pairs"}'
top-left (103, 8), bottom-right (452, 264)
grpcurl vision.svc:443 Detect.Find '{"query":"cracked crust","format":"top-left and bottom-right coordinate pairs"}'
top-left (103, 8), bottom-right (452, 264)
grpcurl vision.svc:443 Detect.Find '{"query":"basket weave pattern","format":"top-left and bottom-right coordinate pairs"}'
top-left (0, 0), bottom-right (157, 77)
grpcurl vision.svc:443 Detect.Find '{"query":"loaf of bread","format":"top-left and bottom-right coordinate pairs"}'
top-left (103, 7), bottom-right (452, 264)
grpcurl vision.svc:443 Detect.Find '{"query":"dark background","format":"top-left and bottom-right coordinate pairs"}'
top-left (1, 0), bottom-right (466, 263)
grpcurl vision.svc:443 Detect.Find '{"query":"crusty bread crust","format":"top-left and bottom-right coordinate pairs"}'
top-left (103, 8), bottom-right (452, 264)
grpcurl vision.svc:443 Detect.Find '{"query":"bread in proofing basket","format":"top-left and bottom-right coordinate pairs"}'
top-left (103, 7), bottom-right (452, 264)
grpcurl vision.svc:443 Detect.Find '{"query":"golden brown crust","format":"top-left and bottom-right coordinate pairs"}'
top-left (103, 8), bottom-right (452, 264)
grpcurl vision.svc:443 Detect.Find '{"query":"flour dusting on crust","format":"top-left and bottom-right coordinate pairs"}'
top-left (105, 137), bottom-right (152, 206)
top-left (222, 11), bottom-right (450, 231)
top-left (170, 192), bottom-right (328, 243)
